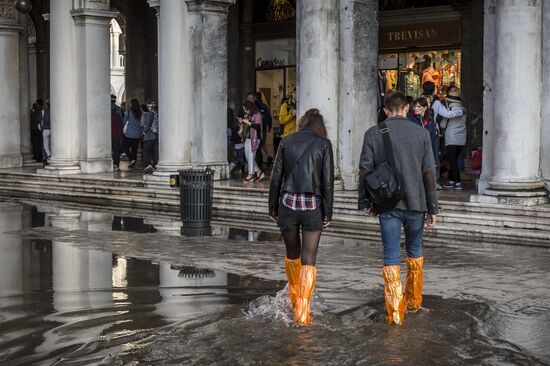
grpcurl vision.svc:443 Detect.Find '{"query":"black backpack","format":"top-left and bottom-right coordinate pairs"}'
top-left (363, 122), bottom-right (407, 213)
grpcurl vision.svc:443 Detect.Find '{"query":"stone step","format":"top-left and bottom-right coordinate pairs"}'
top-left (0, 173), bottom-right (549, 247)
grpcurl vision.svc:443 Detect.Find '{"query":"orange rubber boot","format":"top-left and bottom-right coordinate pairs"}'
top-left (405, 257), bottom-right (424, 312)
top-left (294, 265), bottom-right (317, 326)
top-left (284, 257), bottom-right (302, 309)
top-left (382, 265), bottom-right (406, 325)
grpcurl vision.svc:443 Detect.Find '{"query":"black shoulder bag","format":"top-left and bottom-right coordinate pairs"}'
top-left (363, 122), bottom-right (406, 214)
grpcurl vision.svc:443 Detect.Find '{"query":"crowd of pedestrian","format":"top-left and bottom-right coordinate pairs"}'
top-left (27, 95), bottom-right (159, 172)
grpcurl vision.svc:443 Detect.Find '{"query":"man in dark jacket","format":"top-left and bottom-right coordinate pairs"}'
top-left (358, 91), bottom-right (438, 326)
top-left (40, 100), bottom-right (51, 165)
top-left (111, 95), bottom-right (124, 172)
top-left (30, 102), bottom-right (43, 162)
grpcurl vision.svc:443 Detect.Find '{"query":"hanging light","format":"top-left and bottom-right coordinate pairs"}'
top-left (14, 0), bottom-right (32, 14)
top-left (267, 0), bottom-right (295, 22)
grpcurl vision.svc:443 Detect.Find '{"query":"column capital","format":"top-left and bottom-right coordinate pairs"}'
top-left (0, 0), bottom-right (23, 30)
top-left (71, 8), bottom-right (118, 26)
top-left (185, 0), bottom-right (235, 15)
top-left (147, 0), bottom-right (160, 16)
top-left (74, 0), bottom-right (111, 11)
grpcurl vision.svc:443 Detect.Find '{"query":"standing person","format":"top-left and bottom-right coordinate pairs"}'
top-left (41, 100), bottom-right (51, 165)
top-left (142, 100), bottom-right (158, 174)
top-left (279, 91), bottom-right (297, 137)
top-left (441, 86), bottom-right (467, 190)
top-left (30, 102), bottom-right (43, 162)
top-left (269, 110), bottom-right (334, 326)
top-left (228, 108), bottom-right (245, 175)
top-left (238, 101), bottom-right (265, 183)
top-left (122, 99), bottom-right (142, 168)
top-left (358, 91), bottom-right (438, 326)
top-left (111, 95), bottom-right (124, 172)
top-left (247, 91), bottom-right (273, 167)
top-left (408, 97), bottom-right (439, 179)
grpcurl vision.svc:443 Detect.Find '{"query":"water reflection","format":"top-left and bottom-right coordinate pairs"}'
top-left (0, 203), bottom-right (280, 365)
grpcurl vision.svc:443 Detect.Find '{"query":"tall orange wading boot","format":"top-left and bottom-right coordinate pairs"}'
top-left (294, 265), bottom-right (317, 326)
top-left (382, 265), bottom-right (406, 325)
top-left (284, 257), bottom-right (302, 309)
top-left (405, 257), bottom-right (424, 312)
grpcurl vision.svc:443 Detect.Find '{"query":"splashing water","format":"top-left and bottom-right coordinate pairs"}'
top-left (245, 284), bottom-right (330, 325)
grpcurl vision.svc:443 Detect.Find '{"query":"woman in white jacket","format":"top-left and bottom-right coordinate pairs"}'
top-left (441, 86), bottom-right (467, 190)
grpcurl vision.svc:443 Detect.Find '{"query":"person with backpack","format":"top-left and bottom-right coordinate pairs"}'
top-left (111, 95), bottom-right (124, 172)
top-left (358, 91), bottom-right (438, 326)
top-left (269, 109), bottom-right (334, 326)
top-left (143, 99), bottom-right (159, 174)
top-left (238, 101), bottom-right (265, 183)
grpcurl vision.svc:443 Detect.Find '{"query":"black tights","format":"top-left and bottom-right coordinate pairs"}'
top-left (282, 229), bottom-right (322, 266)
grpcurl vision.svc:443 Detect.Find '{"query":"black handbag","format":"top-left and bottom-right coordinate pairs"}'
top-left (363, 121), bottom-right (406, 213)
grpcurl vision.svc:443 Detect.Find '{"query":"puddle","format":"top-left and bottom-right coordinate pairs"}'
top-left (0, 200), bottom-right (549, 365)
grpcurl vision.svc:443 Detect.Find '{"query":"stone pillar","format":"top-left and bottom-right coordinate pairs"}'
top-left (338, 0), bottom-right (378, 190)
top-left (226, 2), bottom-right (240, 111)
top-left (28, 44), bottom-right (37, 104)
top-left (146, 0), bottom-right (193, 184)
top-left (297, 0), bottom-right (339, 172)
top-left (41, 0), bottom-right (80, 174)
top-left (542, 0), bottom-right (550, 192)
top-left (0, 1), bottom-right (23, 168)
top-left (186, 0), bottom-right (235, 180)
top-left (71, 3), bottom-right (117, 173)
top-left (19, 14), bottom-right (33, 166)
top-left (477, 0), bottom-right (548, 205)
top-left (477, 0), bottom-right (497, 194)
top-left (239, 0), bottom-right (255, 103)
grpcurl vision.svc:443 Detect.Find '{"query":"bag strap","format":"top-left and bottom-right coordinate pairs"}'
top-left (379, 121), bottom-right (399, 172)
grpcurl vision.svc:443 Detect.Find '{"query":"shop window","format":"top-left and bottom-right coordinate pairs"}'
top-left (379, 50), bottom-right (461, 99)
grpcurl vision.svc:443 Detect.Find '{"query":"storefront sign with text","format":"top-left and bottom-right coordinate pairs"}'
top-left (379, 21), bottom-right (461, 50)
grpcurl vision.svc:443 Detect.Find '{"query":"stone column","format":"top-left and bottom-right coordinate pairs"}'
top-left (72, 2), bottom-right (118, 173)
top-left (542, 0), bottom-right (550, 192)
top-left (186, 0), bottom-right (235, 180)
top-left (19, 14), bottom-right (33, 166)
top-left (41, 0), bottom-right (80, 174)
top-left (297, 0), bottom-right (339, 172)
top-left (0, 1), bottom-right (23, 168)
top-left (479, 0), bottom-right (548, 205)
top-left (146, 0), bottom-right (193, 185)
top-left (338, 0), bottom-right (378, 190)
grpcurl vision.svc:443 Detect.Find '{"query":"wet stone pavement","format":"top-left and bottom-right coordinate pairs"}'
top-left (0, 200), bottom-right (549, 365)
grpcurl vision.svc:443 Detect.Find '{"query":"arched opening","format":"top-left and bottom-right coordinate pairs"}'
top-left (110, 14), bottom-right (126, 106)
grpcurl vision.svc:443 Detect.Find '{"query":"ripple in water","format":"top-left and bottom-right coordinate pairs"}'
top-left (245, 284), bottom-right (329, 325)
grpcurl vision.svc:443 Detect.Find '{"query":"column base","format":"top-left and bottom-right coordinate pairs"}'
top-left (21, 153), bottom-right (41, 167)
top-left (0, 154), bottom-right (23, 169)
top-left (144, 218), bottom-right (182, 236)
top-left (195, 162), bottom-right (229, 181)
top-left (143, 163), bottom-right (193, 189)
top-left (37, 159), bottom-right (81, 175)
top-left (80, 158), bottom-right (113, 174)
top-left (470, 180), bottom-right (549, 206)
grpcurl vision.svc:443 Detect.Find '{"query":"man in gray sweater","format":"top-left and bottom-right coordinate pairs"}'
top-left (358, 91), bottom-right (438, 326)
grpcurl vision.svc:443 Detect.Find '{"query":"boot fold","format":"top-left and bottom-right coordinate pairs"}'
top-left (405, 256), bottom-right (424, 312)
top-left (294, 265), bottom-right (317, 326)
top-left (382, 265), bottom-right (406, 325)
top-left (284, 257), bottom-right (302, 309)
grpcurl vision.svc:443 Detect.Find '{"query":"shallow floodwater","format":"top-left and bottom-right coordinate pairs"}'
top-left (0, 202), bottom-right (549, 365)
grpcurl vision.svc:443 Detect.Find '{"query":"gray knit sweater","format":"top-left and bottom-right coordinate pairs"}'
top-left (358, 116), bottom-right (438, 214)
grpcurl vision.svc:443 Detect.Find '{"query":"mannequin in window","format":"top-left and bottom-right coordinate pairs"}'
top-left (421, 55), bottom-right (441, 89)
top-left (405, 70), bottom-right (421, 99)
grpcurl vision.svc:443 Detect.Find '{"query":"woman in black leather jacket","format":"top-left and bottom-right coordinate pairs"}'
top-left (268, 110), bottom-right (334, 326)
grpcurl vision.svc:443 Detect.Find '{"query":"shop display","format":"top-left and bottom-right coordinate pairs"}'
top-left (405, 71), bottom-right (421, 99)
top-left (378, 49), bottom-right (461, 98)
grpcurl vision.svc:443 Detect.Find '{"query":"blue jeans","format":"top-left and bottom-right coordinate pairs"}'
top-left (379, 209), bottom-right (425, 266)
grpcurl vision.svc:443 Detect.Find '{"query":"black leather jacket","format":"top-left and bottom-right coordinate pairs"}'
top-left (269, 128), bottom-right (335, 219)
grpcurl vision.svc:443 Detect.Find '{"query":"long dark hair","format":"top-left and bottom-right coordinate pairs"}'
top-left (243, 100), bottom-right (259, 114)
top-left (299, 110), bottom-right (327, 139)
top-left (130, 99), bottom-right (141, 119)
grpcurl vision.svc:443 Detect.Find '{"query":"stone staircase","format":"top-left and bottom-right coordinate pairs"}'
top-left (0, 171), bottom-right (548, 247)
